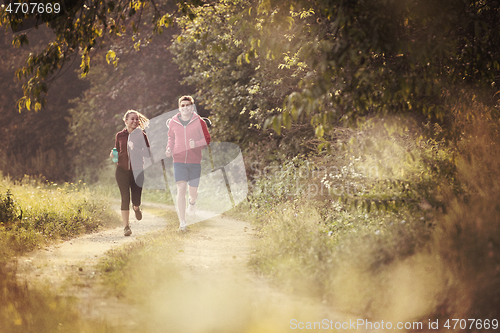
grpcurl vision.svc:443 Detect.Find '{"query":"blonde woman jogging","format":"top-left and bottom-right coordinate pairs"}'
top-left (110, 110), bottom-right (150, 236)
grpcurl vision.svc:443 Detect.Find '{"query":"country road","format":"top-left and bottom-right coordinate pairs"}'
top-left (14, 203), bottom-right (344, 333)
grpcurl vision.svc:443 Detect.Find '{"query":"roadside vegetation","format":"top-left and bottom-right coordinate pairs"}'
top-left (167, 2), bottom-right (500, 323)
top-left (230, 96), bottom-right (500, 323)
top-left (0, 175), bottom-right (120, 257)
top-left (0, 175), bottom-right (121, 332)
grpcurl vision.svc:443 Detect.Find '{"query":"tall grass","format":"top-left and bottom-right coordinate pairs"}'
top-left (0, 175), bottom-right (121, 254)
top-left (0, 148), bottom-right (72, 182)
top-left (241, 98), bottom-right (500, 324)
top-left (427, 100), bottom-right (500, 320)
top-left (0, 270), bottom-right (114, 333)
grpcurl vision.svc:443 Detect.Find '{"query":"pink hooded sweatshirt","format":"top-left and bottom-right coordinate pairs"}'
top-left (166, 113), bottom-right (211, 164)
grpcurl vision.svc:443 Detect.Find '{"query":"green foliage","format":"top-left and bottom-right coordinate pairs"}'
top-left (170, 0), bottom-right (309, 145)
top-left (278, 0), bottom-right (499, 135)
top-left (0, 28), bottom-right (89, 182)
top-left (1, 20), bottom-right (191, 183)
top-left (6, 0), bottom-right (497, 181)
top-left (170, 0), bottom-right (500, 142)
top-left (3, 0), bottom-right (499, 159)
top-left (0, 189), bottom-right (20, 224)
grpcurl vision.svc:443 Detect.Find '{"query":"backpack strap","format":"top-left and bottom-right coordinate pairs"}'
top-left (200, 117), bottom-right (212, 128)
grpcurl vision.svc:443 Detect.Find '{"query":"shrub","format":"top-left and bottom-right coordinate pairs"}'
top-left (0, 189), bottom-right (20, 224)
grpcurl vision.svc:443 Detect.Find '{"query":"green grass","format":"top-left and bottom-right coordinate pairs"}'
top-left (0, 176), bottom-right (121, 256)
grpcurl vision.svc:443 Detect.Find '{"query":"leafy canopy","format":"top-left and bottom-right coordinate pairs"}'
top-left (0, 0), bottom-right (205, 111)
top-left (173, 0), bottom-right (500, 143)
top-left (2, 0), bottom-right (499, 145)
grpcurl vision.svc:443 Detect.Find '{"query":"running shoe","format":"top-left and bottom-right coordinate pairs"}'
top-left (124, 225), bottom-right (132, 236)
top-left (178, 220), bottom-right (187, 232)
top-left (134, 207), bottom-right (142, 220)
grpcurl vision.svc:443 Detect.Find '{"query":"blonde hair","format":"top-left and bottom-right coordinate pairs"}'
top-left (178, 95), bottom-right (194, 108)
top-left (123, 110), bottom-right (149, 130)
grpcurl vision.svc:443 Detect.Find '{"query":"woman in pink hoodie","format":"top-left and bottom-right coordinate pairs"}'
top-left (165, 96), bottom-right (211, 231)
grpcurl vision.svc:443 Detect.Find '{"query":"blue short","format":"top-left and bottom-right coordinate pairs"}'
top-left (173, 163), bottom-right (202, 187)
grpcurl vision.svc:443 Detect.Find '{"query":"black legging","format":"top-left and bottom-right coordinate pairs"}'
top-left (115, 166), bottom-right (144, 210)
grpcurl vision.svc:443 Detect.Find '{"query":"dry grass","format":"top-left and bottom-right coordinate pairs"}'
top-left (244, 99), bottom-right (500, 327)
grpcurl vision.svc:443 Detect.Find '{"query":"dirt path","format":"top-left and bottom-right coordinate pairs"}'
top-left (15, 204), bottom-right (343, 333)
top-left (16, 205), bottom-right (167, 289)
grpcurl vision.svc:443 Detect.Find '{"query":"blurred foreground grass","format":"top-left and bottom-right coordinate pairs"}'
top-left (92, 209), bottom-right (332, 333)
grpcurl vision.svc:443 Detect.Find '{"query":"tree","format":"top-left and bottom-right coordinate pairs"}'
top-left (170, 0), bottom-right (500, 143)
top-left (0, 26), bottom-right (89, 181)
top-left (1, 0), bottom-right (199, 181)
top-left (243, 0), bottom-right (500, 138)
top-left (3, 0), bottom-right (499, 154)
top-left (0, 0), bottom-right (205, 111)
top-left (171, 0), bottom-right (315, 156)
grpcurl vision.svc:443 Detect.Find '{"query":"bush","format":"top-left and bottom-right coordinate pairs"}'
top-left (0, 189), bottom-right (20, 224)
